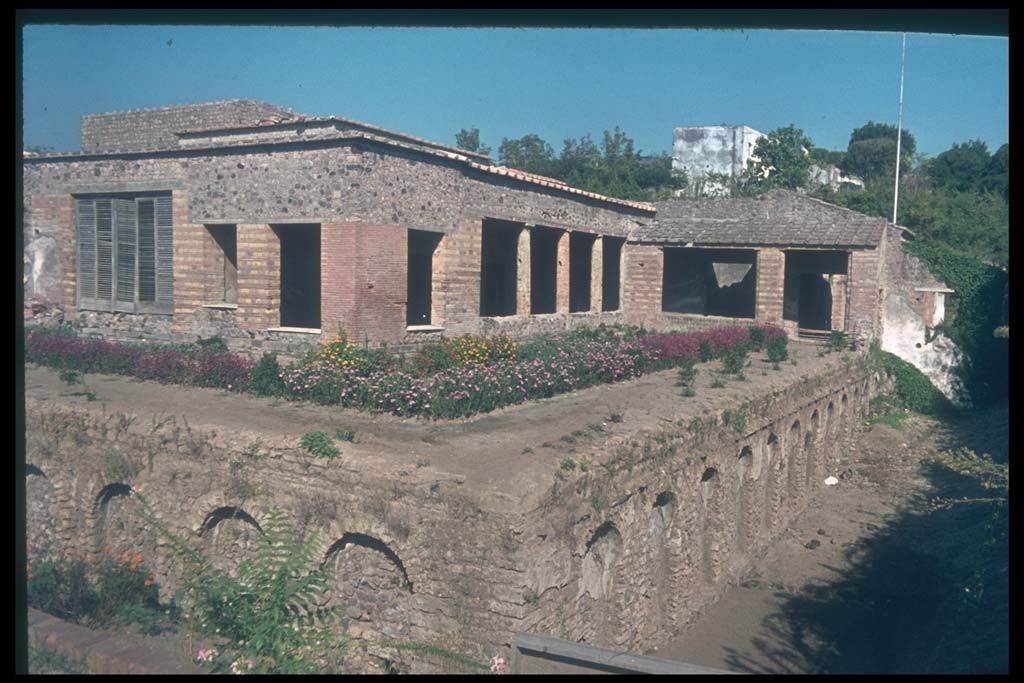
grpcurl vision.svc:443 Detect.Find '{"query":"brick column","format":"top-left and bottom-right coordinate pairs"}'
top-left (755, 248), bottom-right (785, 325)
top-left (830, 274), bottom-right (847, 331)
top-left (236, 224), bottom-right (280, 330)
top-left (622, 244), bottom-right (663, 328)
top-left (321, 222), bottom-right (358, 339)
top-left (590, 236), bottom-right (604, 313)
top-left (170, 191), bottom-right (205, 333)
top-left (436, 216), bottom-right (482, 329)
top-left (847, 249), bottom-right (881, 342)
top-left (28, 194), bottom-right (75, 308)
top-left (556, 230), bottom-right (570, 313)
top-left (516, 226), bottom-right (531, 315)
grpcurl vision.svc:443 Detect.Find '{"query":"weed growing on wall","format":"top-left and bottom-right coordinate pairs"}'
top-left (868, 343), bottom-right (952, 415)
top-left (135, 501), bottom-right (347, 674)
top-left (300, 431), bottom-right (340, 459)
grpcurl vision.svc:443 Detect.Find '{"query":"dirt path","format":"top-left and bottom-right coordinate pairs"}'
top-left (653, 408), bottom-right (1008, 674)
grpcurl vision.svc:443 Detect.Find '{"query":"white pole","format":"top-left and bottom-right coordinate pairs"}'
top-left (893, 33), bottom-right (907, 225)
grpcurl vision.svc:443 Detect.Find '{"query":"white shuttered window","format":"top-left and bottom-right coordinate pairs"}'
top-left (76, 195), bottom-right (173, 314)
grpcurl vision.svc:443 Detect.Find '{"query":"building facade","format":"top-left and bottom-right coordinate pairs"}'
top-left (24, 100), bottom-right (949, 372)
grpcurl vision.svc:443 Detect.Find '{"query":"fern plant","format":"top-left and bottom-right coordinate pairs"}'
top-left (135, 498), bottom-right (346, 674)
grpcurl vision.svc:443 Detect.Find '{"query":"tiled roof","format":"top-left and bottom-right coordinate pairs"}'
top-left (639, 190), bottom-right (892, 247)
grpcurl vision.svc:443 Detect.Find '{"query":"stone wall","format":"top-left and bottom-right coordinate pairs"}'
top-left (25, 359), bottom-right (875, 671)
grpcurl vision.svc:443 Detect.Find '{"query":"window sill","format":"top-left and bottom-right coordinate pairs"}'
top-left (201, 303), bottom-right (238, 310)
top-left (405, 325), bottom-right (445, 333)
top-left (266, 327), bottom-right (322, 334)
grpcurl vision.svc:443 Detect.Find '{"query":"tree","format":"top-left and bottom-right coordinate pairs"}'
top-left (454, 127), bottom-right (491, 157)
top-left (744, 124), bottom-right (815, 191)
top-left (497, 134), bottom-right (556, 176)
top-left (980, 143), bottom-right (1008, 199)
top-left (926, 139), bottom-right (991, 192)
top-left (841, 121), bottom-right (916, 182)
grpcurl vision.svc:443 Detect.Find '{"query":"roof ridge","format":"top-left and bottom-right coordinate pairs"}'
top-left (83, 99), bottom-right (296, 119)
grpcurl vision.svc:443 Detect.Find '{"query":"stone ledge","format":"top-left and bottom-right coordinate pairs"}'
top-left (26, 607), bottom-right (208, 675)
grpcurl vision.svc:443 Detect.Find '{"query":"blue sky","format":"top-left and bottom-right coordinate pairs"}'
top-left (21, 25), bottom-right (1008, 159)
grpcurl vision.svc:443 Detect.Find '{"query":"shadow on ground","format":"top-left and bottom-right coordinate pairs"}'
top-left (722, 405), bottom-right (1008, 675)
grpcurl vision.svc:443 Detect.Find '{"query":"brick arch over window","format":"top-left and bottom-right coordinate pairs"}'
top-left (323, 532), bottom-right (413, 594)
top-left (198, 506), bottom-right (264, 575)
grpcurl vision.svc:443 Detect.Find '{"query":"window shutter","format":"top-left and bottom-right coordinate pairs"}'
top-left (154, 195), bottom-right (174, 313)
top-left (96, 199), bottom-right (114, 306)
top-left (114, 198), bottom-right (137, 310)
top-left (137, 199), bottom-right (156, 303)
top-left (75, 199), bottom-right (97, 303)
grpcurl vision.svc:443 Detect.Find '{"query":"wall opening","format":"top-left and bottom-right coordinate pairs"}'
top-left (569, 232), bottom-right (596, 312)
top-left (662, 248), bottom-right (757, 317)
top-left (206, 224), bottom-right (238, 304)
top-left (783, 250), bottom-right (849, 330)
top-left (481, 219), bottom-right (519, 317)
top-left (276, 224), bottom-right (321, 328)
top-left (324, 532), bottom-right (413, 593)
top-left (530, 226), bottom-right (560, 314)
top-left (787, 421), bottom-right (802, 499)
top-left (407, 229), bottom-right (441, 326)
top-left (199, 507), bottom-right (264, 536)
top-left (602, 236), bottom-right (624, 311)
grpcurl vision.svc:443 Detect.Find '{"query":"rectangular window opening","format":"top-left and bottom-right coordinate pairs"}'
top-left (602, 236), bottom-right (625, 312)
top-left (276, 224), bottom-right (321, 329)
top-left (407, 229), bottom-right (441, 326)
top-left (569, 232), bottom-right (596, 313)
top-left (206, 225), bottom-right (238, 304)
top-left (662, 247), bottom-right (757, 318)
top-left (530, 226), bottom-right (560, 314)
top-left (480, 219), bottom-right (519, 317)
top-left (783, 250), bottom-right (849, 330)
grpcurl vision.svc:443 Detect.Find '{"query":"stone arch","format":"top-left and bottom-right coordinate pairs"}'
top-left (198, 506), bottom-right (264, 575)
top-left (787, 421), bottom-right (802, 500)
top-left (650, 491), bottom-right (677, 543)
top-left (649, 490), bottom-right (677, 615)
top-left (736, 446), bottom-right (759, 555)
top-left (324, 532), bottom-right (413, 640)
top-left (699, 467), bottom-right (727, 584)
top-left (763, 433), bottom-right (784, 534)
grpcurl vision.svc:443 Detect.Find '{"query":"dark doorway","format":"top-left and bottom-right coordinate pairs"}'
top-left (530, 226), bottom-right (560, 314)
top-left (602, 237), bottom-right (624, 311)
top-left (480, 219), bottom-right (519, 317)
top-left (569, 232), bottom-right (596, 312)
top-left (798, 273), bottom-right (832, 330)
top-left (277, 224), bottom-right (321, 328)
top-left (407, 230), bottom-right (441, 325)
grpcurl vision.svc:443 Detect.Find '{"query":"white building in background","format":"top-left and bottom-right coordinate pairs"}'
top-left (672, 124), bottom-right (864, 197)
top-left (672, 125), bottom-right (764, 197)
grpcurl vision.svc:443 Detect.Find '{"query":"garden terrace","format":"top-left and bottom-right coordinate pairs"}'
top-left (25, 340), bottom-right (877, 673)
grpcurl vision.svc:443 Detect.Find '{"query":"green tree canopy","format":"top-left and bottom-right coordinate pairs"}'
top-left (744, 124), bottom-right (815, 191)
top-left (497, 134), bottom-right (556, 175)
top-left (926, 139), bottom-right (992, 192)
top-left (454, 127), bottom-right (491, 156)
top-left (841, 121), bottom-right (917, 182)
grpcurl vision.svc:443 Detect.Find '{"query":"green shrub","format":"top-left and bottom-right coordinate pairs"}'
top-left (748, 325), bottom-right (766, 351)
top-left (560, 457), bottom-right (577, 471)
top-left (333, 427), bottom-right (356, 442)
top-left (677, 358), bottom-right (698, 387)
top-left (300, 431), bottom-right (340, 459)
top-left (249, 353), bottom-right (286, 397)
top-left (711, 374), bottom-right (726, 388)
top-left (827, 330), bottom-right (846, 352)
top-left (871, 346), bottom-right (952, 415)
top-left (194, 336), bottom-right (229, 352)
top-left (766, 335), bottom-right (789, 362)
top-left (698, 341), bottom-right (714, 362)
top-left (721, 344), bottom-right (749, 375)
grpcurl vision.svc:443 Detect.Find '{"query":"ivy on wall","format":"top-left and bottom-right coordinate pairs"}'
top-left (904, 239), bottom-right (1008, 404)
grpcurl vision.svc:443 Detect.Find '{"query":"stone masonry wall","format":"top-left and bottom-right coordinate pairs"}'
top-left (25, 359), bottom-right (876, 671)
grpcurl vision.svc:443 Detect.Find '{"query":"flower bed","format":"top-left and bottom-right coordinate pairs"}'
top-left (25, 324), bottom-right (786, 420)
